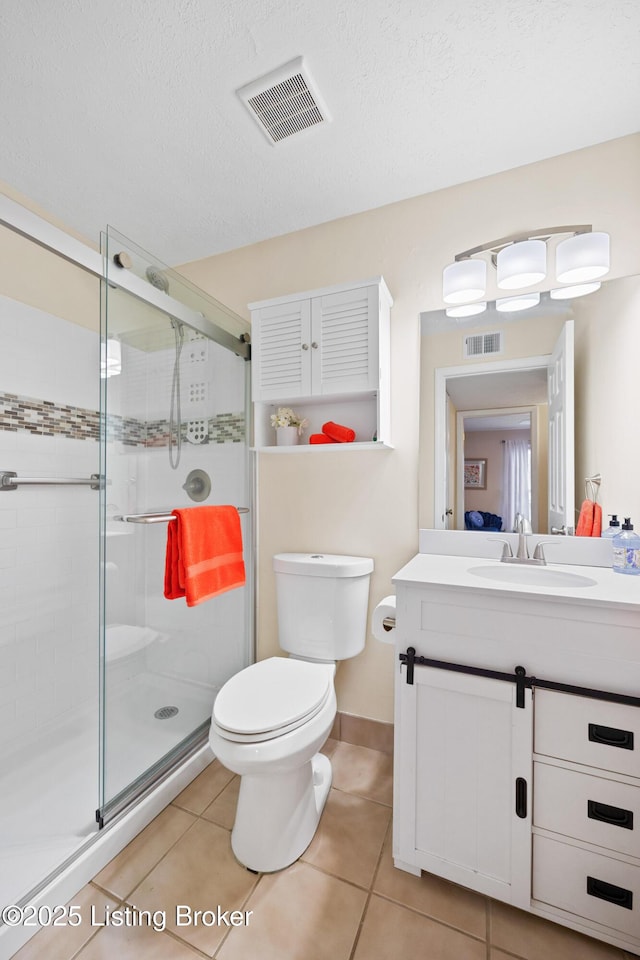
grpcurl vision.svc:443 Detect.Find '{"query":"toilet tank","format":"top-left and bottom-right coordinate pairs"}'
top-left (273, 553), bottom-right (374, 661)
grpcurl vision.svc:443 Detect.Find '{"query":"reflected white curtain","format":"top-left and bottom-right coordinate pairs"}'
top-left (500, 439), bottom-right (531, 531)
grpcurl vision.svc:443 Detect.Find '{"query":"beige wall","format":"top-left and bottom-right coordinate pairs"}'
top-left (1, 179), bottom-right (99, 330)
top-left (179, 133), bottom-right (640, 724)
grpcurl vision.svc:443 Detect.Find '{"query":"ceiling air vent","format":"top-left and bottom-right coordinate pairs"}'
top-left (463, 331), bottom-right (503, 359)
top-left (236, 57), bottom-right (330, 145)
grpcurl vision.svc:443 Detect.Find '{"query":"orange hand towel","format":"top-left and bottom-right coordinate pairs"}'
top-left (309, 433), bottom-right (337, 444)
top-left (322, 420), bottom-right (356, 443)
top-left (591, 502), bottom-right (602, 538)
top-left (164, 505), bottom-right (245, 606)
top-left (576, 499), bottom-right (594, 537)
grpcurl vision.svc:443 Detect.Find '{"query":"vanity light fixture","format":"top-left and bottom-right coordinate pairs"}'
top-left (445, 301), bottom-right (487, 319)
top-left (497, 239), bottom-right (546, 290)
top-left (496, 292), bottom-right (541, 312)
top-left (549, 281), bottom-right (601, 300)
top-left (442, 225), bottom-right (610, 310)
top-left (443, 258), bottom-right (487, 304)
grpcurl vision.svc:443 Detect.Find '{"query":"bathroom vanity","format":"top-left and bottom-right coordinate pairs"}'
top-left (392, 543), bottom-right (640, 952)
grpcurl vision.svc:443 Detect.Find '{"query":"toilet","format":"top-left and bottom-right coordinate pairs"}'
top-left (208, 552), bottom-right (373, 872)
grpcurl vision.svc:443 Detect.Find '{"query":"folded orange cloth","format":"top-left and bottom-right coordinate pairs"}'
top-left (322, 421), bottom-right (356, 443)
top-left (591, 502), bottom-right (602, 538)
top-left (576, 499), bottom-right (594, 537)
top-left (164, 505), bottom-right (245, 606)
top-left (309, 433), bottom-right (337, 444)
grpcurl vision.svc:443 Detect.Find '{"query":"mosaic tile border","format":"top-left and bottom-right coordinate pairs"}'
top-left (0, 392), bottom-right (100, 441)
top-left (0, 392), bottom-right (245, 446)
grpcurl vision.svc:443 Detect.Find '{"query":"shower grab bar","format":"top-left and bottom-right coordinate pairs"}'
top-left (115, 508), bottom-right (249, 523)
top-left (0, 470), bottom-right (104, 491)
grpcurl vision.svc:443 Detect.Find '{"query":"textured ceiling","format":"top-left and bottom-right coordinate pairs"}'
top-left (1, 0), bottom-right (639, 265)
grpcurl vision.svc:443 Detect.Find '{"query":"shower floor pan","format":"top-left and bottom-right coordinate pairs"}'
top-left (0, 671), bottom-right (216, 911)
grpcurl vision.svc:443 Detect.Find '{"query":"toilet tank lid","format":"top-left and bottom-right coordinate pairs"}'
top-left (273, 553), bottom-right (374, 578)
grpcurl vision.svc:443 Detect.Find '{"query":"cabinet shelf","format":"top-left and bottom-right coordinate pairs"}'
top-left (252, 440), bottom-right (393, 453)
top-left (250, 277), bottom-right (392, 450)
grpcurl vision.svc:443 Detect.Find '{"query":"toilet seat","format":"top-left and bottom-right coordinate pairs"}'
top-left (213, 657), bottom-right (334, 743)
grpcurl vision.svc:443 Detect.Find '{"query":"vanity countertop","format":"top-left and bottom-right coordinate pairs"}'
top-left (393, 552), bottom-right (640, 611)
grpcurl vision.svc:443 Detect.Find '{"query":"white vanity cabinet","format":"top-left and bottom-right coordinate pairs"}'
top-left (249, 277), bottom-right (392, 448)
top-left (391, 555), bottom-right (640, 953)
top-left (532, 690), bottom-right (640, 940)
top-left (394, 663), bottom-right (532, 907)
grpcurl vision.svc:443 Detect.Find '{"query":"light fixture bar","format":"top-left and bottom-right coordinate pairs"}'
top-left (453, 225), bottom-right (592, 262)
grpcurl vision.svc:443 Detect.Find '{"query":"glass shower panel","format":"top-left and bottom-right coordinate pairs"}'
top-left (100, 231), bottom-right (251, 824)
top-left (0, 228), bottom-right (101, 909)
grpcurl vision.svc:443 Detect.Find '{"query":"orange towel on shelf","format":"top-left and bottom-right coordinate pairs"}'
top-left (591, 502), bottom-right (603, 538)
top-left (309, 433), bottom-right (337, 444)
top-left (322, 420), bottom-right (356, 443)
top-left (164, 505), bottom-right (245, 606)
top-left (576, 499), bottom-right (595, 537)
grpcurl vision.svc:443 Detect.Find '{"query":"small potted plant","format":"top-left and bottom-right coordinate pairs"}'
top-left (270, 407), bottom-right (309, 446)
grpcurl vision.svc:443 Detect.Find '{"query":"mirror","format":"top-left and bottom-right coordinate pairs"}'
top-left (419, 273), bottom-right (640, 534)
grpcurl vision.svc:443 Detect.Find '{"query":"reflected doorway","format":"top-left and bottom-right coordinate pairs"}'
top-left (457, 408), bottom-right (535, 534)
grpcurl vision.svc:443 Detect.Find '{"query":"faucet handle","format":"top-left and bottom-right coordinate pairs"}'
top-left (532, 541), bottom-right (555, 563)
top-left (489, 538), bottom-right (513, 560)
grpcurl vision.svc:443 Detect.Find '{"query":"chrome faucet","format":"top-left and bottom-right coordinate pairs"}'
top-left (496, 516), bottom-right (550, 565)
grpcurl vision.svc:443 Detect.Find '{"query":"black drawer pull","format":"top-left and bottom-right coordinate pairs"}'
top-left (515, 777), bottom-right (527, 819)
top-left (587, 876), bottom-right (633, 910)
top-left (588, 723), bottom-right (634, 751)
top-left (588, 800), bottom-right (634, 830)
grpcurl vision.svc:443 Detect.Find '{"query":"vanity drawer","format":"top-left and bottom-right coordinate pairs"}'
top-left (533, 834), bottom-right (640, 938)
top-left (535, 690), bottom-right (640, 779)
top-left (534, 762), bottom-right (640, 858)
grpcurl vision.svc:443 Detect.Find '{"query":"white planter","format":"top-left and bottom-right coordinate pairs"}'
top-left (275, 426), bottom-right (299, 446)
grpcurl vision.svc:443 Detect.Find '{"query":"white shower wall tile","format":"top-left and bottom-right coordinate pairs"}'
top-left (0, 424), bottom-right (100, 746)
top-left (0, 294), bottom-right (99, 411)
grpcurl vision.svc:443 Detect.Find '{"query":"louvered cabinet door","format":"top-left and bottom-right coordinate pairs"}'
top-left (311, 286), bottom-right (379, 395)
top-left (252, 299), bottom-right (312, 401)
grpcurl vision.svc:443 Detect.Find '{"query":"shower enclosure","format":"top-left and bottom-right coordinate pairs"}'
top-left (99, 228), bottom-right (252, 826)
top-left (0, 203), bottom-right (252, 956)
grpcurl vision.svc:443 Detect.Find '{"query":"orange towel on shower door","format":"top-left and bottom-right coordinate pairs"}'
top-left (164, 505), bottom-right (245, 606)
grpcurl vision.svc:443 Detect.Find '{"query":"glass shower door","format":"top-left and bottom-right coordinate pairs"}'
top-left (99, 229), bottom-right (251, 826)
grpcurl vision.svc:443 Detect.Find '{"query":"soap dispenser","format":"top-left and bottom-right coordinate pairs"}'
top-left (601, 514), bottom-right (621, 539)
top-left (612, 518), bottom-right (640, 575)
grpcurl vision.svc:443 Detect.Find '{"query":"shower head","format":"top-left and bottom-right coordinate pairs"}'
top-left (145, 265), bottom-right (170, 293)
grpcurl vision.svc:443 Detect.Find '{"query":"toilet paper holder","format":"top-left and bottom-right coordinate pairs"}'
top-left (382, 616), bottom-right (396, 631)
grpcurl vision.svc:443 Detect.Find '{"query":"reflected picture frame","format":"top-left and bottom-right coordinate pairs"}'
top-left (464, 458), bottom-right (487, 490)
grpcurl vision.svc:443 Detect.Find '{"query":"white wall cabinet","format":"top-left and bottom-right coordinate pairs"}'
top-left (249, 277), bottom-right (392, 449)
top-left (391, 569), bottom-right (640, 954)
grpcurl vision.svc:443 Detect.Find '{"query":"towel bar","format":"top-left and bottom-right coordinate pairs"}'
top-left (1, 470), bottom-right (103, 490)
top-left (115, 508), bottom-right (249, 523)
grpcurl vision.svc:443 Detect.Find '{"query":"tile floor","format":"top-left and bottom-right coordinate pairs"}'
top-left (13, 740), bottom-right (639, 960)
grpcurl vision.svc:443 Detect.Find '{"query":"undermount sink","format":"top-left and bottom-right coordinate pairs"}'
top-left (468, 564), bottom-right (598, 588)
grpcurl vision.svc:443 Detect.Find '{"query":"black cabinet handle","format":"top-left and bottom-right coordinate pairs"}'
top-left (586, 876), bottom-right (633, 910)
top-left (515, 777), bottom-right (527, 818)
top-left (588, 723), bottom-right (634, 751)
top-left (588, 799), bottom-right (634, 831)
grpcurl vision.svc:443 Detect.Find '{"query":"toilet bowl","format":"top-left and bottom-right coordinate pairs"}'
top-left (208, 552), bottom-right (373, 873)
top-left (209, 657), bottom-right (336, 872)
